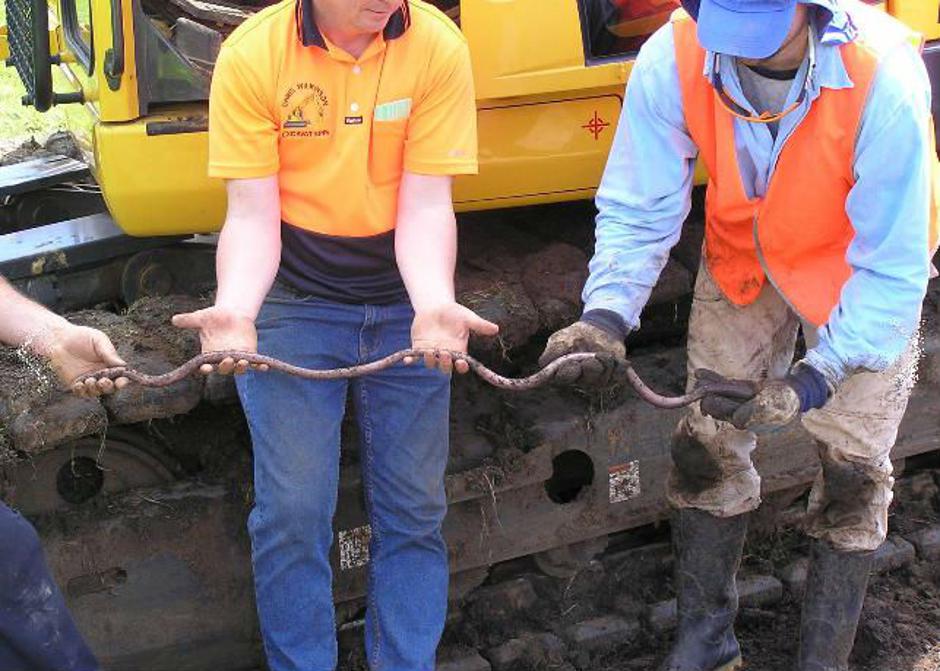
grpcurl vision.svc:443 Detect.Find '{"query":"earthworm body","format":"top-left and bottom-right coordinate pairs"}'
top-left (76, 350), bottom-right (754, 410)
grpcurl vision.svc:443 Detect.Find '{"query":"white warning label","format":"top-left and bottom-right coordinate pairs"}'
top-left (608, 461), bottom-right (641, 503)
top-left (338, 525), bottom-right (372, 570)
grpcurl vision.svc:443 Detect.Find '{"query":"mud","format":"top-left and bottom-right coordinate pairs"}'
top-left (332, 462), bottom-right (940, 671)
top-left (727, 484), bottom-right (940, 671)
top-left (467, 474), bottom-right (936, 671)
top-left (812, 447), bottom-right (883, 535)
top-left (69, 295), bottom-right (207, 364)
top-left (669, 425), bottom-right (723, 495)
top-left (457, 220), bottom-right (576, 354)
top-left (0, 294), bottom-right (212, 460)
top-left (448, 448), bottom-right (532, 500)
top-left (454, 204), bottom-right (700, 358)
top-left (0, 345), bottom-right (58, 413)
top-left (519, 243), bottom-right (590, 331)
top-left (0, 345), bottom-right (108, 456)
top-left (0, 131), bottom-right (83, 166)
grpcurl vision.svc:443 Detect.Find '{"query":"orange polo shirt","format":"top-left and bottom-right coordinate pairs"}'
top-left (208, 0), bottom-right (478, 303)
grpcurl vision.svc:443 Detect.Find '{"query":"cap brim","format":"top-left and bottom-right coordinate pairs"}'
top-left (696, 0), bottom-right (795, 59)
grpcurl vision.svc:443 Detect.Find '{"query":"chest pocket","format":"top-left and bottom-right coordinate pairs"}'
top-left (369, 98), bottom-right (411, 187)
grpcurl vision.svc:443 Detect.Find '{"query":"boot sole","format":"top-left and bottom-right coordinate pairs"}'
top-left (714, 656), bottom-right (744, 671)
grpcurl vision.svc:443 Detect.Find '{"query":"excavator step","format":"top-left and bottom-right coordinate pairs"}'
top-left (0, 153), bottom-right (89, 197)
top-left (0, 212), bottom-right (180, 280)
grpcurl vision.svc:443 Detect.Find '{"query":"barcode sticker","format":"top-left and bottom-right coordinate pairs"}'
top-left (338, 525), bottom-right (372, 570)
top-left (609, 461), bottom-right (641, 503)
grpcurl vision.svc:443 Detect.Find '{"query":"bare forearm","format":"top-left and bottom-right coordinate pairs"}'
top-left (0, 278), bottom-right (69, 350)
top-left (396, 206), bottom-right (457, 311)
top-left (0, 277), bottom-right (127, 392)
top-left (394, 175), bottom-right (497, 366)
top-left (395, 173), bottom-right (459, 311)
top-left (214, 216), bottom-right (282, 320)
top-left (212, 177), bottom-right (283, 320)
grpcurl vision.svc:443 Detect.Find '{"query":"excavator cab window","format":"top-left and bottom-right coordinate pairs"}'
top-left (579, 0), bottom-right (679, 60)
top-left (61, 0), bottom-right (93, 70)
top-left (134, 0), bottom-right (458, 112)
top-left (134, 0), bottom-right (223, 110)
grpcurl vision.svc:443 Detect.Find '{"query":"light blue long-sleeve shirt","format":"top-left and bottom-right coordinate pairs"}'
top-left (583, 0), bottom-right (935, 387)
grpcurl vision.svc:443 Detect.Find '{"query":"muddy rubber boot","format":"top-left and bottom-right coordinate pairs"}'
top-left (796, 539), bottom-right (874, 671)
top-left (658, 508), bottom-right (747, 671)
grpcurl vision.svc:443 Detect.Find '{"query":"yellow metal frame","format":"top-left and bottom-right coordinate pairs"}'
top-left (9, 0), bottom-right (937, 236)
top-left (53, 0), bottom-right (139, 119)
top-left (60, 0), bottom-right (648, 235)
top-left (889, 0), bottom-right (940, 41)
top-left (94, 107), bottom-right (225, 236)
top-left (461, 1), bottom-right (630, 100)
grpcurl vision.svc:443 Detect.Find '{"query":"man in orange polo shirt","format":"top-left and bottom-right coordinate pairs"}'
top-left (172, 1), bottom-right (496, 668)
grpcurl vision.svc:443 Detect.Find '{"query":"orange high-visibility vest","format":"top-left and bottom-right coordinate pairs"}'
top-left (672, 2), bottom-right (940, 326)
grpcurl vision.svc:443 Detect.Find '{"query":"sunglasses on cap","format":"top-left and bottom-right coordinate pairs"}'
top-left (709, 23), bottom-right (816, 125)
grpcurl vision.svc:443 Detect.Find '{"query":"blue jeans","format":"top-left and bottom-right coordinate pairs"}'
top-left (236, 283), bottom-right (451, 671)
top-left (0, 504), bottom-right (99, 671)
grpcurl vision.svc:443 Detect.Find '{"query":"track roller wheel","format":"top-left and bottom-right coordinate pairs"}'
top-left (2, 428), bottom-right (182, 515)
top-left (533, 536), bottom-right (609, 578)
top-left (449, 566), bottom-right (490, 602)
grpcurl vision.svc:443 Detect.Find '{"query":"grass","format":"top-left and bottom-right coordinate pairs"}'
top-left (0, 3), bottom-right (70, 154)
top-left (0, 67), bottom-right (69, 149)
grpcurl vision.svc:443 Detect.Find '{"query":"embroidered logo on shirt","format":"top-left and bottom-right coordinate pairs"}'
top-left (374, 98), bottom-right (412, 122)
top-left (281, 82), bottom-right (331, 138)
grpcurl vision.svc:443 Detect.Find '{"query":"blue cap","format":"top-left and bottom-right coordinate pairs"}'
top-left (679, 0), bottom-right (797, 59)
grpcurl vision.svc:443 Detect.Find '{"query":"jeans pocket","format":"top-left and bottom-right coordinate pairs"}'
top-left (256, 280), bottom-right (313, 329)
top-left (265, 279), bottom-right (307, 303)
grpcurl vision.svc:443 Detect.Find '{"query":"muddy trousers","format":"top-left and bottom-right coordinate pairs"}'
top-left (667, 263), bottom-right (916, 552)
top-left (663, 265), bottom-right (916, 668)
top-left (0, 504), bottom-right (99, 671)
top-left (236, 282), bottom-right (452, 671)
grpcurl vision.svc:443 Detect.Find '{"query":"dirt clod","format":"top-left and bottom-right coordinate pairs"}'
top-left (0, 295), bottom-right (213, 459)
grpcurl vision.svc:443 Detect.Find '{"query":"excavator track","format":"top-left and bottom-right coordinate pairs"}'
top-left (0, 275), bottom-right (936, 670)
top-left (2, 141), bottom-right (939, 668)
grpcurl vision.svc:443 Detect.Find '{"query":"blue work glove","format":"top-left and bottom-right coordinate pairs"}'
top-left (699, 363), bottom-right (831, 432)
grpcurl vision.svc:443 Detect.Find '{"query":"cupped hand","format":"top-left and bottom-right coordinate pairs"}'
top-left (43, 325), bottom-right (130, 397)
top-left (408, 303), bottom-right (499, 374)
top-left (172, 306), bottom-right (267, 375)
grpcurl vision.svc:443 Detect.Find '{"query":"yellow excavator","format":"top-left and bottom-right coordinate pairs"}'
top-left (0, 1), bottom-right (938, 669)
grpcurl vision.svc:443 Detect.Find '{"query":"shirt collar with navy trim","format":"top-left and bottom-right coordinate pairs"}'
top-left (295, 0), bottom-right (410, 49)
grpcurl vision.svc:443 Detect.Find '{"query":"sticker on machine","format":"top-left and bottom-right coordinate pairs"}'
top-left (608, 461), bottom-right (641, 503)
top-left (338, 525), bottom-right (372, 570)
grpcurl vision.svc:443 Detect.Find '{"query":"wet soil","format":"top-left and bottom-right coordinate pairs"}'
top-left (0, 294), bottom-right (214, 460)
top-left (0, 131), bottom-right (83, 165)
top-left (336, 461), bottom-right (940, 671)
top-left (553, 463), bottom-right (940, 671)
top-left (70, 294), bottom-right (207, 364)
